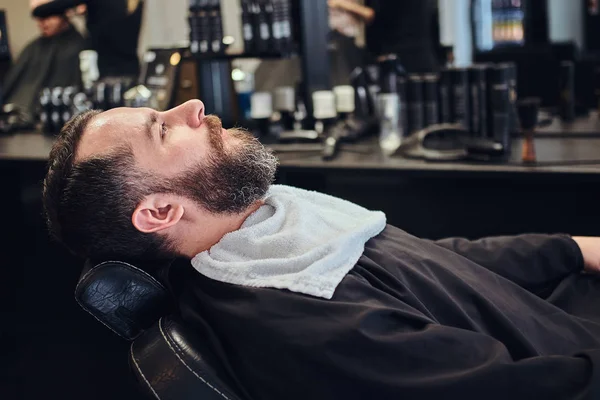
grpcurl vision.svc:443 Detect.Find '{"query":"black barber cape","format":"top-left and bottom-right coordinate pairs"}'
top-left (175, 225), bottom-right (600, 400)
top-left (3, 25), bottom-right (84, 115)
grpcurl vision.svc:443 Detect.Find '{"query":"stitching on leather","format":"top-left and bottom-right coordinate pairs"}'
top-left (158, 318), bottom-right (232, 400)
top-left (73, 260), bottom-right (167, 340)
top-left (130, 342), bottom-right (162, 400)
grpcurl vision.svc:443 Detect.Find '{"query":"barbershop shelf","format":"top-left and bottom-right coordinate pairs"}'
top-left (532, 111), bottom-right (600, 138)
top-left (191, 51), bottom-right (297, 61)
top-left (269, 137), bottom-right (600, 178)
top-left (5, 131), bottom-right (600, 179)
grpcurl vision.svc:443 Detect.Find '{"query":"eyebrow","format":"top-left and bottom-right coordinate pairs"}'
top-left (145, 112), bottom-right (159, 142)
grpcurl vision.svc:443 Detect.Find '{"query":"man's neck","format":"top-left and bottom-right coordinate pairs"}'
top-left (180, 201), bottom-right (264, 259)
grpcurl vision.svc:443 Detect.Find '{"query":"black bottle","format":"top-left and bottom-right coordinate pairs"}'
top-left (50, 87), bottom-right (64, 133)
top-left (39, 87), bottom-right (52, 133)
top-left (251, 91), bottom-right (273, 137)
top-left (422, 73), bottom-right (439, 128)
top-left (263, 0), bottom-right (275, 53)
top-left (208, 0), bottom-right (224, 53)
top-left (253, 0), bottom-right (269, 54)
top-left (559, 61), bottom-right (575, 122)
top-left (278, 0), bottom-right (293, 53)
top-left (491, 65), bottom-right (511, 152)
top-left (241, 0), bottom-right (255, 54)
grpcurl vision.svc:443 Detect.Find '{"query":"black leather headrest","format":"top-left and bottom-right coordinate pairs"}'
top-left (75, 261), bottom-right (172, 341)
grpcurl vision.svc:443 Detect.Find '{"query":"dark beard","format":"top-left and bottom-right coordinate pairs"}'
top-left (160, 115), bottom-right (278, 214)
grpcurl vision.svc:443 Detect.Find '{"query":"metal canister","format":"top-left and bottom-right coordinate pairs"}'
top-left (439, 68), bottom-right (453, 123)
top-left (397, 76), bottom-right (408, 137)
top-left (468, 65), bottom-right (488, 137)
top-left (378, 54), bottom-right (398, 94)
top-left (496, 63), bottom-right (518, 132)
top-left (422, 73), bottom-right (439, 127)
top-left (407, 74), bottom-right (424, 134)
top-left (559, 61), bottom-right (576, 122)
top-left (450, 67), bottom-right (470, 129)
top-left (61, 86), bottom-right (77, 126)
top-left (39, 87), bottom-right (52, 133)
top-left (50, 87), bottom-right (64, 133)
top-left (491, 65), bottom-right (511, 151)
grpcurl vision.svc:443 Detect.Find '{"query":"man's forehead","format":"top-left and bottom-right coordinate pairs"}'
top-left (76, 107), bottom-right (146, 161)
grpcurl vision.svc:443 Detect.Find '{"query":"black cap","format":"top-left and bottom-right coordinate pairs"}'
top-left (517, 97), bottom-right (540, 130)
top-left (407, 74), bottom-right (423, 100)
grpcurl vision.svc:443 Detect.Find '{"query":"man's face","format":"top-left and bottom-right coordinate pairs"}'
top-left (30, 0), bottom-right (66, 37)
top-left (78, 100), bottom-right (276, 214)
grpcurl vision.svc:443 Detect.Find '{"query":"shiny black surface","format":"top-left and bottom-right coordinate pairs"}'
top-left (77, 260), bottom-right (243, 399)
top-left (75, 261), bottom-right (171, 340)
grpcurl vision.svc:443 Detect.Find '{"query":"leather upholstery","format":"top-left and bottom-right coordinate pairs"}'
top-left (130, 317), bottom-right (241, 400)
top-left (76, 260), bottom-right (244, 400)
top-left (75, 261), bottom-right (171, 340)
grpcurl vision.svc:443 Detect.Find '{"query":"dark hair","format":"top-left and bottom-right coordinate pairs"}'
top-left (43, 110), bottom-right (171, 261)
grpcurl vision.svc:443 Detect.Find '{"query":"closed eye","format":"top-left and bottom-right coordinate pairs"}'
top-left (160, 122), bottom-right (168, 140)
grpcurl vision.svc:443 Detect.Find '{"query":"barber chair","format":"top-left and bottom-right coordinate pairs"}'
top-left (75, 259), bottom-right (244, 400)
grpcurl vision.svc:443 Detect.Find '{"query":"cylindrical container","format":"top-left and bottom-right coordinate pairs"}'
top-left (251, 91), bottom-right (273, 137)
top-left (495, 63), bottom-right (518, 131)
top-left (468, 65), bottom-right (488, 138)
top-left (253, 0), bottom-right (269, 53)
top-left (50, 87), bottom-right (64, 133)
top-left (79, 50), bottom-right (99, 91)
top-left (366, 64), bottom-right (381, 113)
top-left (350, 67), bottom-right (375, 117)
top-left (111, 80), bottom-right (125, 108)
top-left (377, 92), bottom-right (401, 154)
top-left (422, 73), bottom-right (439, 127)
top-left (209, 0), bottom-right (224, 53)
top-left (274, 86), bottom-right (296, 130)
top-left (439, 68), bottom-right (453, 123)
top-left (61, 86), bottom-right (77, 126)
top-left (240, 0), bottom-right (254, 53)
top-left (559, 61), bottom-right (576, 122)
top-left (312, 90), bottom-right (338, 135)
top-left (407, 74), bottom-right (424, 134)
top-left (449, 67), bottom-right (470, 129)
top-left (378, 54), bottom-right (398, 94)
top-left (93, 81), bottom-right (107, 110)
top-left (194, 1), bottom-right (210, 54)
top-left (39, 87), bottom-right (52, 133)
top-left (274, 86), bottom-right (295, 112)
top-left (73, 92), bottom-right (91, 114)
top-left (333, 85), bottom-right (356, 118)
top-left (490, 66), bottom-right (511, 152)
top-left (397, 76), bottom-right (408, 137)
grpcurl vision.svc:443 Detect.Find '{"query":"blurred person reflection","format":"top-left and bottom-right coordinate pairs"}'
top-left (32, 0), bottom-right (144, 78)
top-left (329, 0), bottom-right (440, 73)
top-left (2, 0), bottom-right (85, 117)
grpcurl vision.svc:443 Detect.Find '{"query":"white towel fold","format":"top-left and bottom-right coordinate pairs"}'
top-left (191, 185), bottom-right (387, 299)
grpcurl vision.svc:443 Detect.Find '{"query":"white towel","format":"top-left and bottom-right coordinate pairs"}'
top-left (191, 185), bottom-right (387, 299)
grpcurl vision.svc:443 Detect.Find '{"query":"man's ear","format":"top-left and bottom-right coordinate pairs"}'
top-left (131, 194), bottom-right (185, 233)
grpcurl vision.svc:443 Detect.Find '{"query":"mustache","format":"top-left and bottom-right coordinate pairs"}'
top-left (203, 114), bottom-right (224, 152)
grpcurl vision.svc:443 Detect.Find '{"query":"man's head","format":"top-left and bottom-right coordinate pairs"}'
top-left (30, 0), bottom-right (69, 37)
top-left (43, 100), bottom-right (278, 261)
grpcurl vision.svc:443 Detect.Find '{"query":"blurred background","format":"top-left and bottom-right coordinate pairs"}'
top-left (2, 0), bottom-right (600, 399)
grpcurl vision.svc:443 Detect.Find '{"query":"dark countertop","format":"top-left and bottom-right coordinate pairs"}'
top-left (0, 131), bottom-right (55, 162)
top-left (536, 111), bottom-right (600, 137)
top-left (4, 127), bottom-right (600, 177)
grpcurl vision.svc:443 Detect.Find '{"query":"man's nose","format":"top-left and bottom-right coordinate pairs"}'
top-left (163, 99), bottom-right (205, 128)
